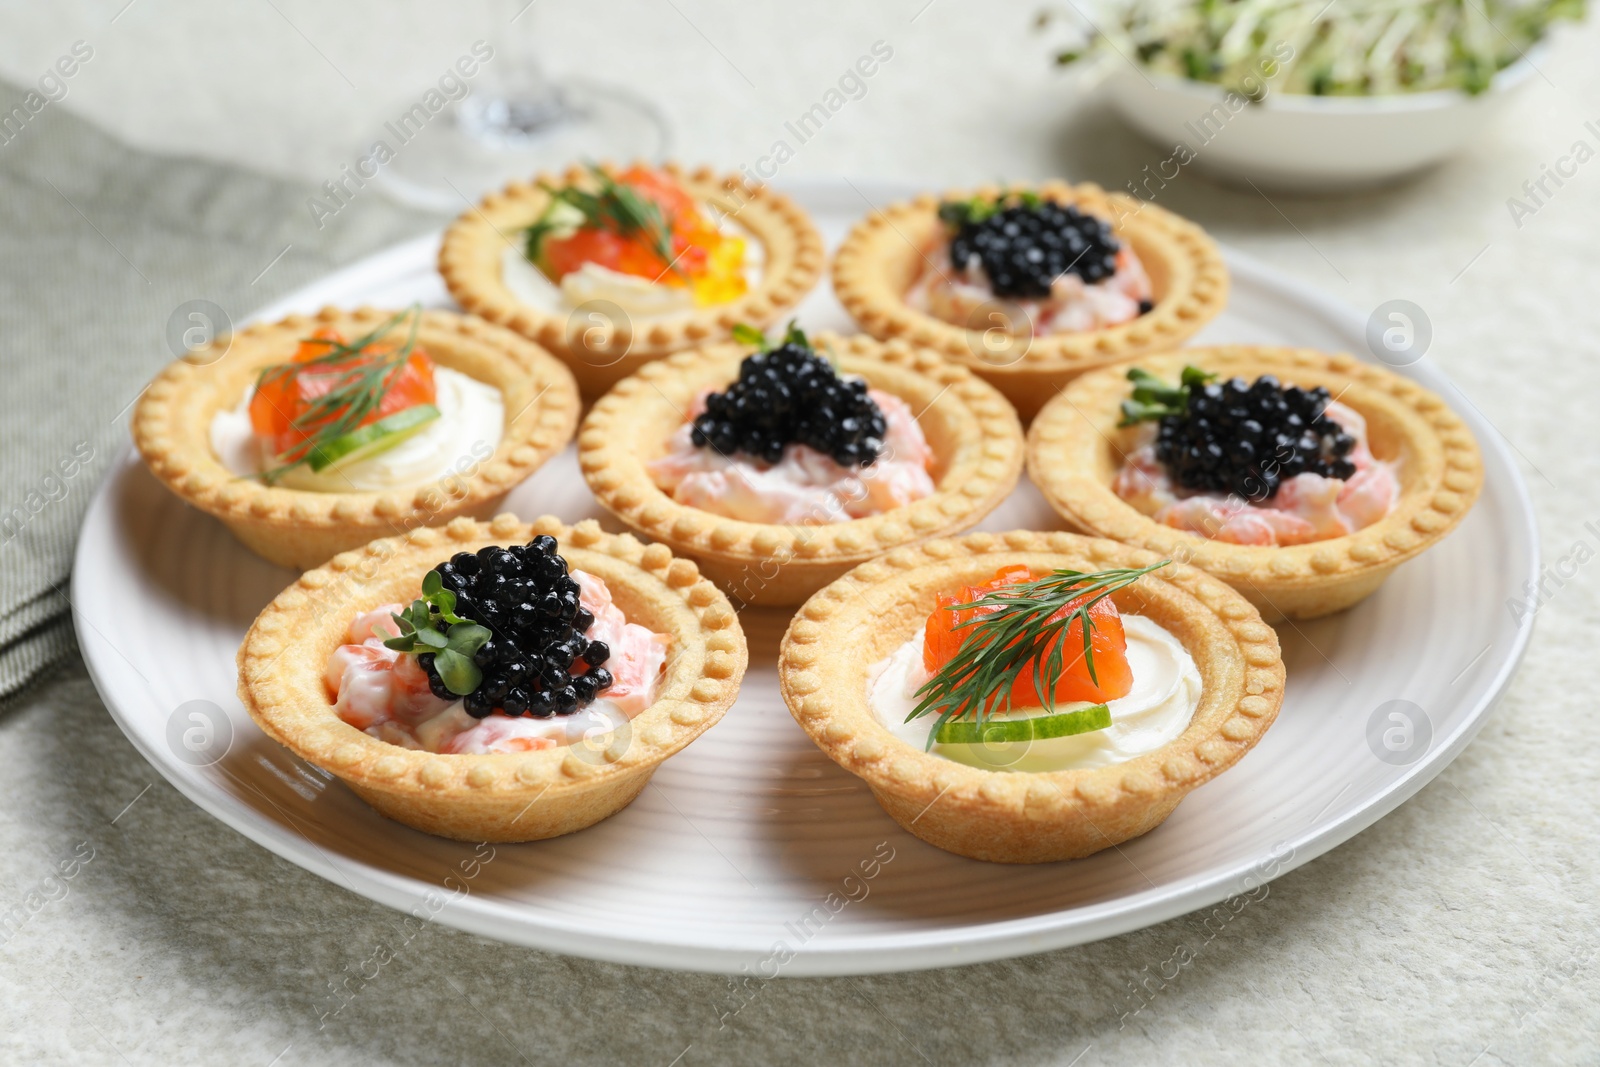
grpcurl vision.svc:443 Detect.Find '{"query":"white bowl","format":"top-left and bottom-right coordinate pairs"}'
top-left (1102, 49), bottom-right (1545, 193)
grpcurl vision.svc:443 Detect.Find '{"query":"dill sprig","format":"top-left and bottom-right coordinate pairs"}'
top-left (907, 562), bottom-right (1169, 748)
top-left (254, 305), bottom-right (424, 483)
top-left (525, 164), bottom-right (682, 278)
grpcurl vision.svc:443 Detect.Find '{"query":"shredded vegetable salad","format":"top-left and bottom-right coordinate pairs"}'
top-left (1042, 0), bottom-right (1583, 96)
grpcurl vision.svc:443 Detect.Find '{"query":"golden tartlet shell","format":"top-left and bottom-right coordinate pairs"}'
top-left (133, 307), bottom-right (581, 571)
top-left (1026, 345), bottom-right (1485, 622)
top-left (237, 514), bottom-right (748, 843)
top-left (777, 530), bottom-right (1284, 864)
top-left (578, 332), bottom-right (1026, 607)
top-left (831, 181), bottom-right (1228, 422)
top-left (438, 161), bottom-right (826, 397)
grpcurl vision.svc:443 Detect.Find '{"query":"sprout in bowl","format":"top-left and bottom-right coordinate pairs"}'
top-left (1042, 0), bottom-right (1585, 191)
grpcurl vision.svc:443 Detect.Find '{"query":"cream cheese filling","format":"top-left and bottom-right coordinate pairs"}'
top-left (209, 366), bottom-right (504, 493)
top-left (867, 614), bottom-right (1201, 773)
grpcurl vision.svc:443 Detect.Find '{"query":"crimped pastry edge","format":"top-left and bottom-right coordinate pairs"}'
top-left (776, 529), bottom-right (1285, 863)
top-left (1025, 345), bottom-right (1485, 620)
top-left (236, 514), bottom-right (748, 840)
top-left (576, 331), bottom-right (1026, 603)
top-left (131, 307), bottom-right (581, 569)
top-left (438, 161), bottom-right (826, 394)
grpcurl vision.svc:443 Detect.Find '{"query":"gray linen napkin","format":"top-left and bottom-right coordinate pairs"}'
top-left (0, 79), bottom-right (437, 702)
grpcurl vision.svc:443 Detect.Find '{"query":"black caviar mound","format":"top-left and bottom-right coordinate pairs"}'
top-left (420, 535), bottom-right (613, 719)
top-left (943, 196), bottom-right (1121, 299)
top-left (691, 335), bottom-right (887, 467)
top-left (1155, 375), bottom-right (1357, 500)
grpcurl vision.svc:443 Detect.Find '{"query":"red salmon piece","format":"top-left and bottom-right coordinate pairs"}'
top-left (922, 566), bottom-right (1132, 710)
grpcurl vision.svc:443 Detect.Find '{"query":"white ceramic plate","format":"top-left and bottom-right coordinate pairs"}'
top-left (74, 181), bottom-right (1536, 976)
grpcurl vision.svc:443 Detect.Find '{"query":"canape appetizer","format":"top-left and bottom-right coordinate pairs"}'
top-left (778, 530), bottom-right (1283, 863)
top-left (831, 182), bottom-right (1228, 421)
top-left (875, 563), bottom-right (1199, 774)
top-left (579, 328), bottom-right (1025, 606)
top-left (646, 324), bottom-right (937, 524)
top-left (238, 515), bottom-right (747, 842)
top-left (1112, 365), bottom-right (1397, 545)
top-left (134, 307), bottom-right (579, 570)
top-left (1027, 346), bottom-right (1483, 621)
top-left (912, 191), bottom-right (1155, 337)
top-left (440, 162), bottom-right (824, 396)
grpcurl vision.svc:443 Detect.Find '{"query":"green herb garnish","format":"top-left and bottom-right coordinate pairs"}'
top-left (254, 305), bottom-right (426, 484)
top-left (733, 319), bottom-right (836, 369)
top-left (1117, 364), bottom-right (1215, 427)
top-left (524, 163), bottom-right (681, 278)
top-left (730, 323), bottom-right (768, 348)
top-left (937, 188), bottom-right (1043, 230)
top-left (732, 319), bottom-right (808, 354)
top-left (382, 569), bottom-right (491, 696)
top-left (908, 563), bottom-right (1168, 750)
top-left (1041, 0), bottom-right (1586, 98)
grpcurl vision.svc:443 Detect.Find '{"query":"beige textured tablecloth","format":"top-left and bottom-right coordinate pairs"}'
top-left (2, 2), bottom-right (1598, 1063)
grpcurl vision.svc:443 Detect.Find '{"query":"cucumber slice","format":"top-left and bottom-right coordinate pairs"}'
top-left (934, 704), bottom-right (1111, 745)
top-left (307, 404), bottom-right (440, 472)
